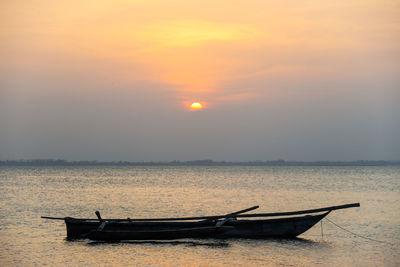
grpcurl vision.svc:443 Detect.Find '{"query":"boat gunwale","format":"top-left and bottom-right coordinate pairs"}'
top-left (64, 212), bottom-right (330, 226)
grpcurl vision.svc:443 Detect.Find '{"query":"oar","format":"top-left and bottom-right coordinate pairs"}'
top-left (234, 203), bottom-right (360, 218)
top-left (41, 205), bottom-right (260, 222)
top-left (216, 205), bottom-right (259, 227)
top-left (222, 205), bottom-right (259, 218)
top-left (95, 211), bottom-right (107, 231)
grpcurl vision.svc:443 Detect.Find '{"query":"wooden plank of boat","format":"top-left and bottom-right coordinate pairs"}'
top-left (81, 212), bottom-right (331, 240)
top-left (41, 203), bottom-right (359, 222)
top-left (86, 225), bottom-right (235, 241)
top-left (56, 206), bottom-right (258, 239)
top-left (87, 206), bottom-right (258, 239)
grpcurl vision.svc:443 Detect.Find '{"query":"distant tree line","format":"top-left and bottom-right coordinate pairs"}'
top-left (0, 159), bottom-right (399, 166)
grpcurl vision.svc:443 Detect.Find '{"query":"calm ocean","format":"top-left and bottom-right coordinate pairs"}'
top-left (0, 166), bottom-right (399, 266)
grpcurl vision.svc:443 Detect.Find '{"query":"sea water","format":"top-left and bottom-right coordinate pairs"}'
top-left (0, 166), bottom-right (399, 266)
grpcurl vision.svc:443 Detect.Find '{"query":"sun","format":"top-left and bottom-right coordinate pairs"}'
top-left (190, 102), bottom-right (203, 110)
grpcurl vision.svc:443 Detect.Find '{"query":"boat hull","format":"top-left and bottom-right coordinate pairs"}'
top-left (65, 212), bottom-right (328, 241)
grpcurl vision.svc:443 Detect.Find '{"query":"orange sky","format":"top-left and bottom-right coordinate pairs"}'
top-left (1, 0), bottom-right (399, 160)
top-left (2, 0), bottom-right (398, 108)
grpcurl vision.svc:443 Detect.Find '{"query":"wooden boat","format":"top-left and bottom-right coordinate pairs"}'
top-left (42, 203), bottom-right (359, 241)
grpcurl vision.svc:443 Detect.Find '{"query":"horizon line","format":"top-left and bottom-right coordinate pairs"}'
top-left (1, 159), bottom-right (399, 166)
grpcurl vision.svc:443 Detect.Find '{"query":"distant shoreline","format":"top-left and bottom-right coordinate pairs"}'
top-left (1, 159), bottom-right (399, 166)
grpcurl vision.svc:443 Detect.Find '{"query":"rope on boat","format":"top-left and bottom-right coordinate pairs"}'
top-left (324, 217), bottom-right (394, 245)
top-left (320, 220), bottom-right (324, 240)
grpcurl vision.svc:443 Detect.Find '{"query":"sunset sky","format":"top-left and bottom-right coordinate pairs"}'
top-left (1, 0), bottom-right (399, 161)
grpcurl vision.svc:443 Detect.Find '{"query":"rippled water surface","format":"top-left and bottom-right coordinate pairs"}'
top-left (0, 166), bottom-right (399, 266)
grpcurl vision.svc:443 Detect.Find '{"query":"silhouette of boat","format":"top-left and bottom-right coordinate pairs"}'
top-left (42, 203), bottom-right (359, 241)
